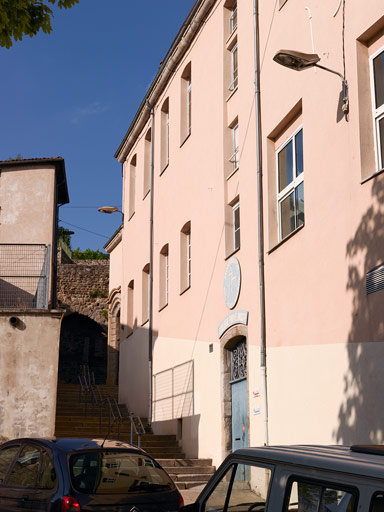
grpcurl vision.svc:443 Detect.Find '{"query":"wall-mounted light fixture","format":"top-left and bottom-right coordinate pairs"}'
top-left (273, 49), bottom-right (349, 117)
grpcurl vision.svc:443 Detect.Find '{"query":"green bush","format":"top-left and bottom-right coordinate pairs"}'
top-left (72, 248), bottom-right (109, 260)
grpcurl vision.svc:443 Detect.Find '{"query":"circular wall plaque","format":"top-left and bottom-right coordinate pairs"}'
top-left (223, 256), bottom-right (241, 309)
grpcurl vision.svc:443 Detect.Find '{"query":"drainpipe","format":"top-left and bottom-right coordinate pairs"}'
top-left (253, 0), bottom-right (269, 446)
top-left (146, 100), bottom-right (155, 428)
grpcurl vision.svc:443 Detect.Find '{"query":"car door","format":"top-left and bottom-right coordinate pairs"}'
top-left (195, 458), bottom-right (274, 512)
top-left (2, 443), bottom-right (42, 511)
top-left (0, 444), bottom-right (23, 512)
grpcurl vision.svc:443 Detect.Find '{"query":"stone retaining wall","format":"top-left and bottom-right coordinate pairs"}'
top-left (57, 258), bottom-right (109, 327)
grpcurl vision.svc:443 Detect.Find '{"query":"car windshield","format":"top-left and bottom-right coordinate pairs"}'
top-left (69, 451), bottom-right (175, 495)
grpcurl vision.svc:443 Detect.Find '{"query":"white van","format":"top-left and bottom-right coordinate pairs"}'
top-left (180, 445), bottom-right (384, 512)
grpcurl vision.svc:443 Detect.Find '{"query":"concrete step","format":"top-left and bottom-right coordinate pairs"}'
top-left (157, 458), bottom-right (213, 467)
top-left (177, 481), bottom-right (208, 490)
top-left (171, 473), bottom-right (212, 483)
top-left (164, 466), bottom-right (214, 475)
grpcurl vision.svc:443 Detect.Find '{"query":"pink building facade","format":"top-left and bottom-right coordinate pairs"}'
top-left (107, 0), bottom-right (384, 465)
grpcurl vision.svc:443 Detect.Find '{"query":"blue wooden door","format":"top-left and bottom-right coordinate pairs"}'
top-left (230, 338), bottom-right (248, 480)
top-left (231, 378), bottom-right (248, 451)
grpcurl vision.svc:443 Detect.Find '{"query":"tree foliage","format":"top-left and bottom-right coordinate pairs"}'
top-left (0, 0), bottom-right (79, 48)
top-left (72, 248), bottom-right (109, 261)
top-left (58, 226), bottom-right (72, 248)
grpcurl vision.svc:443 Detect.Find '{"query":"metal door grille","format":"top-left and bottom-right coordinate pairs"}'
top-left (231, 338), bottom-right (247, 382)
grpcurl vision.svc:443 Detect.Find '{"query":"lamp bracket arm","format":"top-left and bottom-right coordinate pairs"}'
top-left (314, 63), bottom-right (345, 82)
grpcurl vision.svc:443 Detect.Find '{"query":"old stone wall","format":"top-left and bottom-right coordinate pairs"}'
top-left (57, 258), bottom-right (109, 327)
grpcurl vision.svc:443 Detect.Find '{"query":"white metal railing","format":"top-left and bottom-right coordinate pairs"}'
top-left (153, 360), bottom-right (194, 422)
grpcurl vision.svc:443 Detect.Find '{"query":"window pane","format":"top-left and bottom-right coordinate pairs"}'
top-left (204, 464), bottom-right (271, 512)
top-left (233, 203), bottom-right (240, 250)
top-left (295, 129), bottom-right (303, 176)
top-left (379, 116), bottom-right (384, 169)
top-left (295, 181), bottom-right (304, 228)
top-left (0, 446), bottom-right (20, 484)
top-left (8, 445), bottom-right (41, 489)
top-left (287, 481), bottom-right (355, 512)
top-left (204, 465), bottom-right (234, 512)
top-left (38, 452), bottom-right (57, 489)
top-left (280, 191), bottom-right (295, 239)
top-left (227, 464), bottom-right (271, 512)
top-left (373, 51), bottom-right (384, 110)
top-left (70, 451), bottom-right (175, 495)
top-left (278, 140), bottom-right (293, 192)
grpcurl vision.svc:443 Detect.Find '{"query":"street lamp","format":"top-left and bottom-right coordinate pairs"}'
top-left (98, 206), bottom-right (124, 222)
top-left (273, 49), bottom-right (349, 116)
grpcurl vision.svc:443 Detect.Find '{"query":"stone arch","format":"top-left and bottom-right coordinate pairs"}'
top-left (107, 287), bottom-right (121, 384)
top-left (58, 313), bottom-right (108, 384)
top-left (220, 324), bottom-right (248, 460)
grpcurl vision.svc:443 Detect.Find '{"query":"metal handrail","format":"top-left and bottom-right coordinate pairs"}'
top-left (77, 366), bottom-right (145, 446)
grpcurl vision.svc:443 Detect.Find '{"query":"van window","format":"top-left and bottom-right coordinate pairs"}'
top-left (203, 463), bottom-right (272, 512)
top-left (286, 480), bottom-right (356, 512)
top-left (370, 492), bottom-right (384, 512)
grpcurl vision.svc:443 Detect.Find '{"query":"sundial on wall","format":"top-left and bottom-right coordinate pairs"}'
top-left (223, 256), bottom-right (241, 310)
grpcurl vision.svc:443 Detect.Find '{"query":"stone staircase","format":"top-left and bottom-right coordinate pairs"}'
top-left (55, 383), bottom-right (215, 489)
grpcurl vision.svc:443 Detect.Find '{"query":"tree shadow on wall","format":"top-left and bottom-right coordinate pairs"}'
top-left (334, 175), bottom-right (384, 445)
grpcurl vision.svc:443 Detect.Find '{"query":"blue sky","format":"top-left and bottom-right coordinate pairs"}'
top-left (1, 0), bottom-right (196, 251)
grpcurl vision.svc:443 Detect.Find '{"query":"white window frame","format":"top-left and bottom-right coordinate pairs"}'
top-left (370, 45), bottom-right (384, 172)
top-left (276, 126), bottom-right (304, 241)
top-left (232, 201), bottom-right (240, 251)
top-left (187, 77), bottom-right (192, 136)
top-left (229, 43), bottom-right (238, 92)
top-left (230, 0), bottom-right (237, 35)
top-left (187, 230), bottom-right (191, 288)
top-left (165, 252), bottom-right (169, 304)
top-left (165, 109), bottom-right (169, 166)
top-left (129, 159), bottom-right (136, 219)
top-left (229, 122), bottom-right (239, 173)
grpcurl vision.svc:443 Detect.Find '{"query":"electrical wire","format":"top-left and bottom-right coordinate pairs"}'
top-left (61, 206), bottom-right (122, 209)
top-left (58, 218), bottom-right (110, 239)
top-left (342, 0), bottom-right (346, 80)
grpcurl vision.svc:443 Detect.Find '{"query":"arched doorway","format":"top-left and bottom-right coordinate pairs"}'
top-left (107, 288), bottom-right (121, 384)
top-left (221, 326), bottom-right (248, 461)
top-left (58, 313), bottom-right (108, 384)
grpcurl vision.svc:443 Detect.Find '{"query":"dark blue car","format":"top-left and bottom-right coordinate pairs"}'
top-left (0, 437), bottom-right (183, 511)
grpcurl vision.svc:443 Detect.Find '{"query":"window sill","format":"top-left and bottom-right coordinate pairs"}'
top-left (160, 162), bottom-right (169, 176)
top-left (226, 86), bottom-right (238, 103)
top-left (360, 167), bottom-right (384, 184)
top-left (180, 132), bottom-right (191, 148)
top-left (180, 285), bottom-right (191, 296)
top-left (226, 166), bottom-right (239, 181)
top-left (226, 28), bottom-right (237, 49)
top-left (225, 246), bottom-right (240, 260)
top-left (268, 224), bottom-right (304, 254)
top-left (158, 302), bottom-right (168, 312)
